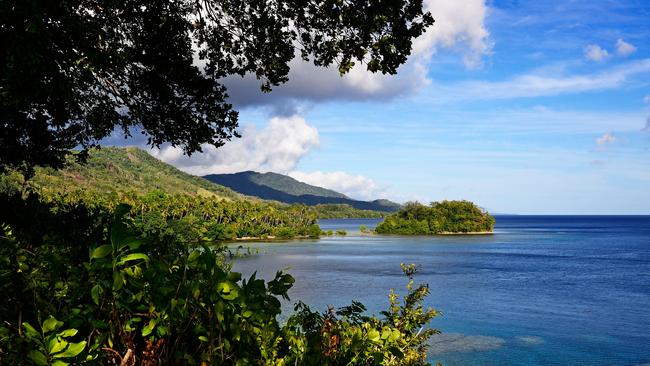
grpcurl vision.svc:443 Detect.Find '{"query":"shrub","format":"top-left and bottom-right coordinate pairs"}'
top-left (0, 192), bottom-right (441, 365)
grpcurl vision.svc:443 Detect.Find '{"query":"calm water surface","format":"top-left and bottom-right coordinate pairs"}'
top-left (232, 216), bottom-right (650, 365)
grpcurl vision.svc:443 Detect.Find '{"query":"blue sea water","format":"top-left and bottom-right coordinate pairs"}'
top-left (232, 216), bottom-right (650, 365)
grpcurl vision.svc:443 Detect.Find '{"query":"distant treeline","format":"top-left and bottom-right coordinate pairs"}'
top-left (375, 201), bottom-right (495, 235)
top-left (311, 204), bottom-right (388, 219)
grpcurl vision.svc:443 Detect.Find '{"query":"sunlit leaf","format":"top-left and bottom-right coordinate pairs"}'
top-left (117, 253), bottom-right (149, 266)
top-left (53, 341), bottom-right (86, 358)
top-left (48, 336), bottom-right (68, 354)
top-left (42, 316), bottom-right (61, 333)
top-left (91, 245), bottom-right (112, 260)
top-left (22, 322), bottom-right (39, 338)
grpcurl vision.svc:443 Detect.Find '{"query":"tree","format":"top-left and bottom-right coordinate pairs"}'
top-left (0, 0), bottom-right (433, 176)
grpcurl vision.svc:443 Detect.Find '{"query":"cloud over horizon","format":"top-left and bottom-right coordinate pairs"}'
top-left (288, 171), bottom-right (389, 201)
top-left (151, 115), bottom-right (319, 176)
top-left (148, 115), bottom-right (392, 201)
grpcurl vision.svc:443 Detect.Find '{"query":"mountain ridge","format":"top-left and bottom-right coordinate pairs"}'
top-left (203, 171), bottom-right (401, 212)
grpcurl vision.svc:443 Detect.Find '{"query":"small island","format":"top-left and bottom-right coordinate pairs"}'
top-left (375, 200), bottom-right (495, 235)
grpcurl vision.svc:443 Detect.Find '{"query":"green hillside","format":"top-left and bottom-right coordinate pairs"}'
top-left (250, 171), bottom-right (348, 198)
top-left (1, 147), bottom-right (241, 200)
top-left (204, 171), bottom-right (401, 212)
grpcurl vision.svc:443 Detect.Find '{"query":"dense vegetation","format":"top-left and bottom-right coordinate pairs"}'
top-left (375, 201), bottom-right (495, 235)
top-left (0, 150), bottom-right (443, 364)
top-left (0, 147), bottom-right (241, 200)
top-left (311, 204), bottom-right (388, 219)
top-left (204, 171), bottom-right (401, 212)
top-left (0, 147), bottom-right (391, 221)
top-left (0, 189), bottom-right (440, 365)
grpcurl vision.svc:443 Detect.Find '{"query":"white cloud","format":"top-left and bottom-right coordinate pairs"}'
top-left (225, 0), bottom-right (491, 110)
top-left (413, 0), bottom-right (492, 68)
top-left (288, 171), bottom-right (388, 201)
top-left (424, 59), bottom-right (650, 102)
top-left (596, 132), bottom-right (616, 148)
top-left (616, 38), bottom-right (636, 57)
top-left (151, 115), bottom-right (319, 175)
top-left (584, 44), bottom-right (609, 62)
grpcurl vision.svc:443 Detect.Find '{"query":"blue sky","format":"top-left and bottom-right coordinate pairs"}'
top-left (143, 0), bottom-right (650, 214)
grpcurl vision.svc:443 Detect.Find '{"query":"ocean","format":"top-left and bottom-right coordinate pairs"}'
top-left (232, 216), bottom-right (650, 365)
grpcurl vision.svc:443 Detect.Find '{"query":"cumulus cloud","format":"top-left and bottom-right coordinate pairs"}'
top-left (150, 115), bottom-right (319, 175)
top-left (288, 171), bottom-right (388, 201)
top-left (596, 132), bottom-right (616, 149)
top-left (616, 38), bottom-right (636, 57)
top-left (584, 44), bottom-right (609, 62)
top-left (224, 0), bottom-right (491, 110)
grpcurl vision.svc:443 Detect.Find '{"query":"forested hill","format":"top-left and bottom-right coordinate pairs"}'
top-left (0, 147), bottom-right (242, 200)
top-left (203, 171), bottom-right (401, 212)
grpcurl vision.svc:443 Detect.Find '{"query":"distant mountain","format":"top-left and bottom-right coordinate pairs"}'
top-left (203, 171), bottom-right (401, 212)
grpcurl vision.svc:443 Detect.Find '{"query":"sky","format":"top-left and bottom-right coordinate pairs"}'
top-left (111, 0), bottom-right (650, 214)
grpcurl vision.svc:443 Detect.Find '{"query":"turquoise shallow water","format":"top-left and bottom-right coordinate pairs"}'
top-left (232, 216), bottom-right (650, 365)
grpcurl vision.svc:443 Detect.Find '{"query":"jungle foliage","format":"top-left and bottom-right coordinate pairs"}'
top-left (0, 191), bottom-right (440, 365)
top-left (1, 0), bottom-right (433, 175)
top-left (311, 204), bottom-right (388, 219)
top-left (375, 201), bottom-right (495, 235)
top-left (0, 147), bottom-right (242, 201)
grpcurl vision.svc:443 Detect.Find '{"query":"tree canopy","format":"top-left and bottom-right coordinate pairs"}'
top-left (0, 0), bottom-right (433, 175)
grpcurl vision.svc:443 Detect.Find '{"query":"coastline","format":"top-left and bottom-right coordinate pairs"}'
top-left (437, 231), bottom-right (494, 235)
top-left (233, 235), bottom-right (313, 242)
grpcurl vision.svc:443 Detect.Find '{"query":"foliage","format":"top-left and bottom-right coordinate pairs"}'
top-left (1, 147), bottom-right (241, 200)
top-left (0, 192), bottom-right (440, 365)
top-left (375, 201), bottom-right (495, 235)
top-left (335, 230), bottom-right (348, 236)
top-left (280, 263), bottom-right (439, 366)
top-left (1, 0), bottom-right (434, 175)
top-left (313, 204), bottom-right (389, 219)
top-left (22, 316), bottom-right (87, 366)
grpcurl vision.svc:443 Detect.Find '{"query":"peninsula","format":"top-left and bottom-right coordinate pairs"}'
top-left (375, 200), bottom-right (495, 235)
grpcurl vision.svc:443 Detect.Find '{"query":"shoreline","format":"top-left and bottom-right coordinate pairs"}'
top-left (437, 231), bottom-right (494, 235)
top-left (232, 235), bottom-right (313, 242)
